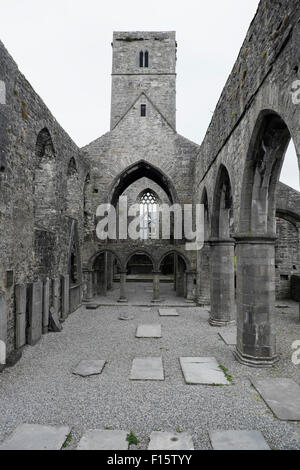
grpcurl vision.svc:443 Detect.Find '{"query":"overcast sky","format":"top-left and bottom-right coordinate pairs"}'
top-left (0, 0), bottom-right (298, 190)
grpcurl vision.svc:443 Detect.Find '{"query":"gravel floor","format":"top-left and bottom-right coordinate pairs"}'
top-left (0, 289), bottom-right (299, 450)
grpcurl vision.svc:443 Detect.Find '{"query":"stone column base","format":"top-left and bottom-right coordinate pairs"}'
top-left (209, 317), bottom-right (236, 327)
top-left (234, 348), bottom-right (279, 368)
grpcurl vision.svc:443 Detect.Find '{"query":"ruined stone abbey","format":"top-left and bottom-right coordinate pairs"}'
top-left (0, 0), bottom-right (300, 373)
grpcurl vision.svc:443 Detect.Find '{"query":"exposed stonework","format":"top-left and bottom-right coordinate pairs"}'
top-left (0, 0), bottom-right (299, 371)
top-left (0, 40), bottom-right (89, 361)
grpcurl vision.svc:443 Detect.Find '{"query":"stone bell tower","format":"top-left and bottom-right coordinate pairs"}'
top-left (110, 31), bottom-right (177, 130)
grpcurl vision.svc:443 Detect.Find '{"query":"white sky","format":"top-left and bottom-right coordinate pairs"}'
top-left (0, 0), bottom-right (298, 190)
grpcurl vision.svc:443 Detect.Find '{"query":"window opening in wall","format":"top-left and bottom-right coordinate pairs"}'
top-left (138, 190), bottom-right (159, 240)
top-left (141, 104), bottom-right (146, 117)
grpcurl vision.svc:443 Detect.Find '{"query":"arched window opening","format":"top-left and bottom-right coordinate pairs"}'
top-left (34, 128), bottom-right (57, 228)
top-left (138, 189), bottom-right (160, 240)
top-left (83, 173), bottom-right (92, 230)
top-left (66, 157), bottom-right (80, 218)
top-left (127, 253), bottom-right (153, 275)
top-left (144, 51), bottom-right (149, 68)
top-left (67, 157), bottom-right (77, 177)
top-left (139, 51), bottom-right (149, 68)
top-left (201, 188), bottom-right (210, 240)
top-left (139, 51), bottom-right (144, 67)
top-left (212, 165), bottom-right (233, 238)
top-left (240, 112), bottom-right (291, 233)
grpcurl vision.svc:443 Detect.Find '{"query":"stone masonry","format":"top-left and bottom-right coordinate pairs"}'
top-left (0, 0), bottom-right (299, 370)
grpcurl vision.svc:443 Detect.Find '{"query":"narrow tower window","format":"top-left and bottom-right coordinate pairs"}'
top-left (141, 104), bottom-right (146, 117)
top-left (144, 51), bottom-right (149, 68)
top-left (139, 51), bottom-right (144, 68)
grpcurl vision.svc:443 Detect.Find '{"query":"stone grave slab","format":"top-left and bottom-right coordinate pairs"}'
top-left (86, 304), bottom-right (101, 310)
top-left (209, 430), bottom-right (270, 450)
top-left (130, 357), bottom-right (164, 381)
top-left (15, 284), bottom-right (27, 348)
top-left (252, 378), bottom-right (300, 420)
top-left (61, 275), bottom-right (70, 320)
top-left (148, 432), bottom-right (194, 450)
top-left (77, 430), bottom-right (129, 450)
top-left (42, 280), bottom-right (50, 334)
top-left (0, 424), bottom-right (70, 450)
top-left (49, 307), bottom-right (62, 332)
top-left (219, 330), bottom-right (237, 346)
top-left (0, 293), bottom-right (8, 365)
top-left (27, 282), bottom-right (43, 346)
top-left (180, 357), bottom-right (230, 385)
top-left (73, 360), bottom-right (106, 377)
top-left (159, 308), bottom-right (179, 317)
top-left (136, 324), bottom-right (162, 338)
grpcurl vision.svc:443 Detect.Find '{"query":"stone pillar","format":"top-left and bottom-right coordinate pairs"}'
top-left (27, 281), bottom-right (43, 346)
top-left (176, 270), bottom-right (185, 297)
top-left (118, 272), bottom-right (128, 303)
top-left (152, 271), bottom-right (161, 303)
top-left (0, 292), bottom-right (8, 368)
top-left (15, 284), bottom-right (27, 348)
top-left (186, 271), bottom-right (196, 303)
top-left (107, 254), bottom-right (114, 290)
top-left (196, 241), bottom-right (211, 306)
top-left (97, 253), bottom-right (107, 296)
top-left (234, 234), bottom-right (279, 367)
top-left (42, 279), bottom-right (50, 334)
top-left (61, 275), bottom-right (70, 321)
top-left (209, 238), bottom-right (236, 327)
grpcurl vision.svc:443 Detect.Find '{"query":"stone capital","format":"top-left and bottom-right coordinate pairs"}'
top-left (234, 233), bottom-right (277, 245)
top-left (209, 237), bottom-right (236, 247)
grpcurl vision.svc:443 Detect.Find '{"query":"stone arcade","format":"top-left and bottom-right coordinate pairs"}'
top-left (0, 0), bottom-right (300, 374)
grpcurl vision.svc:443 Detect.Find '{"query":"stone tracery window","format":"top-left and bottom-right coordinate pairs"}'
top-left (138, 189), bottom-right (160, 240)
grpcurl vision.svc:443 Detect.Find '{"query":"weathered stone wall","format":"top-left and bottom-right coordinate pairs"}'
top-left (0, 40), bottom-right (89, 357)
top-left (83, 74), bottom-right (199, 269)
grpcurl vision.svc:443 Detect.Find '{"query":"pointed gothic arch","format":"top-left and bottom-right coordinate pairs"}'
top-left (109, 160), bottom-right (178, 207)
top-left (211, 164), bottom-right (233, 239)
